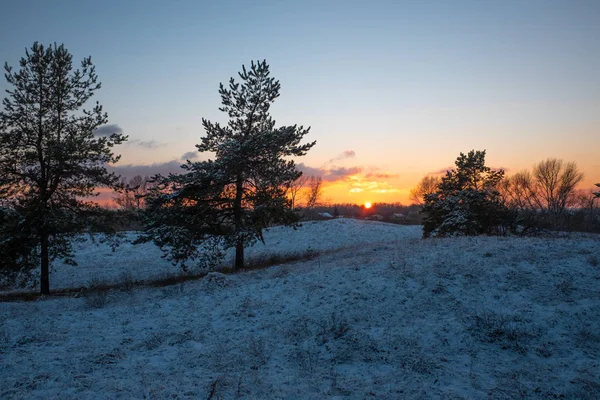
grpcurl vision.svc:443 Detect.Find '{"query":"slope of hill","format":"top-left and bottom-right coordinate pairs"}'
top-left (1, 220), bottom-right (599, 399)
top-left (32, 219), bottom-right (423, 291)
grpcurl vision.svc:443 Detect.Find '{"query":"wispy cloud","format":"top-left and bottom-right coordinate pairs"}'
top-left (297, 162), bottom-right (401, 193)
top-left (108, 155), bottom-right (402, 201)
top-left (94, 124), bottom-right (123, 137)
top-left (108, 160), bottom-right (184, 178)
top-left (370, 188), bottom-right (401, 193)
top-left (297, 150), bottom-right (363, 182)
top-left (296, 163), bottom-right (363, 182)
top-left (181, 151), bottom-right (200, 160)
top-left (93, 125), bottom-right (167, 148)
top-left (297, 160), bottom-right (402, 196)
top-left (429, 166), bottom-right (454, 175)
top-left (327, 166), bottom-right (363, 181)
top-left (296, 163), bottom-right (324, 177)
top-left (364, 171), bottom-right (399, 179)
top-left (108, 152), bottom-right (203, 179)
top-left (346, 176), bottom-right (400, 194)
top-left (328, 150), bottom-right (356, 163)
top-left (126, 139), bottom-right (167, 149)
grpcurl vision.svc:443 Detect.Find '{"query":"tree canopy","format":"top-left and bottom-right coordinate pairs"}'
top-left (421, 150), bottom-right (510, 238)
top-left (142, 60), bottom-right (315, 270)
top-left (0, 42), bottom-right (126, 293)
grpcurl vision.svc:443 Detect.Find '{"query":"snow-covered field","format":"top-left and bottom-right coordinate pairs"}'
top-left (36, 219), bottom-right (423, 291)
top-left (1, 219), bottom-right (600, 399)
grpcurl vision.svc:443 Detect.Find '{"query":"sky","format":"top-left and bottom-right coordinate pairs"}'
top-left (1, 0), bottom-right (599, 205)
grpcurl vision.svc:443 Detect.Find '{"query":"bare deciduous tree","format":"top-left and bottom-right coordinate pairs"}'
top-left (497, 170), bottom-right (537, 210)
top-left (305, 176), bottom-right (323, 209)
top-left (114, 175), bottom-right (150, 210)
top-left (498, 160), bottom-right (586, 231)
top-left (574, 189), bottom-right (598, 210)
top-left (286, 175), bottom-right (308, 210)
top-left (409, 175), bottom-right (441, 206)
top-left (531, 158), bottom-right (584, 214)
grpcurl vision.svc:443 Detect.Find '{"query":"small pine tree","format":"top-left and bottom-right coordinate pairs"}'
top-left (422, 150), bottom-right (511, 238)
top-left (594, 183), bottom-right (600, 199)
top-left (0, 43), bottom-right (126, 293)
top-left (142, 60), bottom-right (315, 270)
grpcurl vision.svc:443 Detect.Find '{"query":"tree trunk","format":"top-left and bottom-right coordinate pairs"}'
top-left (40, 233), bottom-right (50, 295)
top-left (233, 175), bottom-right (244, 270)
top-left (235, 240), bottom-right (244, 270)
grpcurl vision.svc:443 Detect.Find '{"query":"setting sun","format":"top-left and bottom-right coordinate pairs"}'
top-left (364, 202), bottom-right (372, 209)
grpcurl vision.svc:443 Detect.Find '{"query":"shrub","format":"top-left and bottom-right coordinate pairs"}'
top-left (118, 271), bottom-right (136, 292)
top-left (316, 313), bottom-right (350, 345)
top-left (83, 276), bottom-right (109, 308)
top-left (422, 150), bottom-right (513, 238)
top-left (468, 310), bottom-right (538, 353)
top-left (83, 290), bottom-right (108, 309)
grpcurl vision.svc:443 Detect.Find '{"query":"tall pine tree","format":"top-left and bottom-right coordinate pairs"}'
top-left (0, 43), bottom-right (126, 293)
top-left (143, 60), bottom-right (315, 270)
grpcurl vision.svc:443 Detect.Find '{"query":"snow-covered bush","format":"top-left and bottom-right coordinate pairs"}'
top-left (422, 150), bottom-right (513, 238)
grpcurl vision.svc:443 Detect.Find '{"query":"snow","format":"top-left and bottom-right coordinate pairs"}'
top-left (317, 212), bottom-right (334, 218)
top-left (1, 220), bottom-right (600, 398)
top-left (15, 219), bottom-right (421, 291)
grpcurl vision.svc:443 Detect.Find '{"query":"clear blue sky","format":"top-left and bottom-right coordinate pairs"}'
top-left (1, 0), bottom-right (599, 203)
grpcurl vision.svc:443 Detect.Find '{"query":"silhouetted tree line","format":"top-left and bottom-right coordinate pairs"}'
top-left (298, 202), bottom-right (421, 223)
top-left (413, 150), bottom-right (599, 238)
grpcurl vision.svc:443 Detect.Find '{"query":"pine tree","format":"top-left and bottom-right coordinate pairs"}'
top-left (142, 60), bottom-right (315, 270)
top-left (594, 183), bottom-right (600, 199)
top-left (0, 42), bottom-right (127, 293)
top-left (422, 150), bottom-right (511, 238)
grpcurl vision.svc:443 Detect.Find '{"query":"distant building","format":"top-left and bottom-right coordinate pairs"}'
top-left (317, 212), bottom-right (334, 219)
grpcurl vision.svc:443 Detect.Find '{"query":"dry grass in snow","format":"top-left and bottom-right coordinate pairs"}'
top-left (1, 220), bottom-right (599, 399)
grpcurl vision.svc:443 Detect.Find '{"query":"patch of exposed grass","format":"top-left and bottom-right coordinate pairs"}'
top-left (236, 248), bottom-right (320, 271)
top-left (1, 248), bottom-right (323, 302)
top-left (554, 276), bottom-right (575, 300)
top-left (83, 277), bottom-right (110, 309)
top-left (468, 310), bottom-right (539, 353)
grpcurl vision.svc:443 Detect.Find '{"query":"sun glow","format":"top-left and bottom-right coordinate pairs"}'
top-left (364, 202), bottom-right (372, 209)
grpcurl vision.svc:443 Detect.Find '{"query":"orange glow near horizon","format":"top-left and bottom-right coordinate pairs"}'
top-left (94, 155), bottom-right (599, 208)
top-left (316, 172), bottom-right (413, 205)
